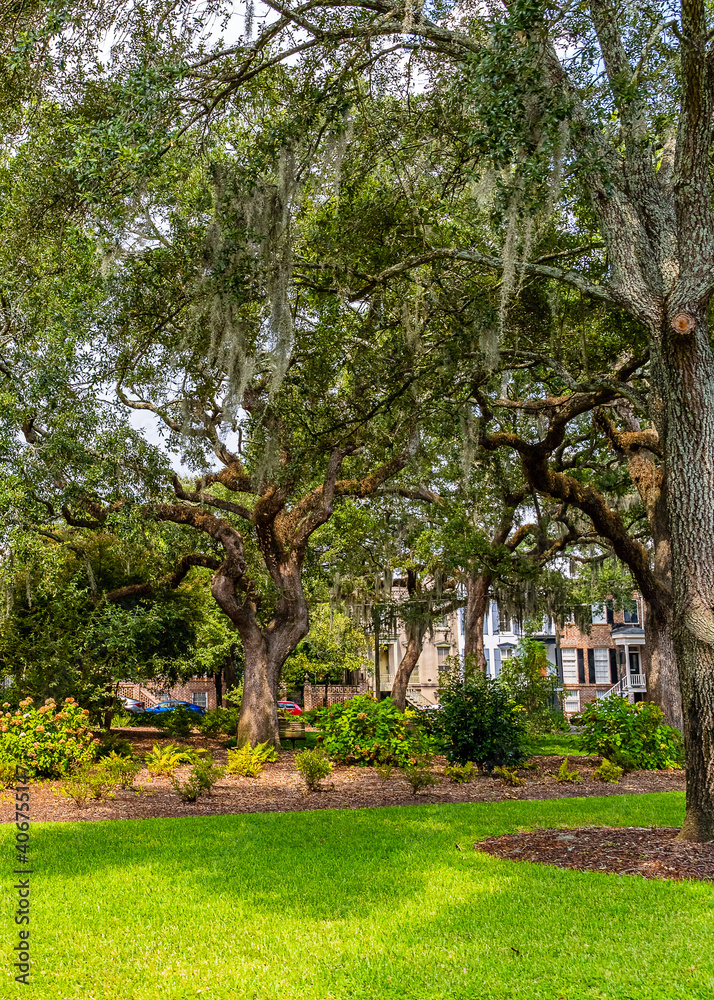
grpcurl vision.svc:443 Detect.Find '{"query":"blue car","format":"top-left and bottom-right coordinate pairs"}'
top-left (145, 700), bottom-right (206, 716)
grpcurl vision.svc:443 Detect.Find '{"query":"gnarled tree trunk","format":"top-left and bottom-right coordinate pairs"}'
top-left (391, 630), bottom-right (425, 711)
top-left (464, 572), bottom-right (490, 672)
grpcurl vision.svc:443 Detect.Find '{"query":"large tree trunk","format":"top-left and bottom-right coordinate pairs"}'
top-left (391, 631), bottom-right (424, 710)
top-left (644, 603), bottom-right (682, 731)
top-left (464, 572), bottom-right (490, 672)
top-left (657, 312), bottom-right (714, 841)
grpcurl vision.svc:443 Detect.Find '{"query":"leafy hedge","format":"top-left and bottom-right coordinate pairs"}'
top-left (576, 697), bottom-right (683, 770)
top-left (0, 697), bottom-right (98, 778)
top-left (313, 695), bottom-right (433, 766)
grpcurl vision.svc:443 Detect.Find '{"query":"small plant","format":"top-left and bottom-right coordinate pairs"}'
top-left (226, 741), bottom-right (279, 778)
top-left (375, 760), bottom-right (394, 785)
top-left (171, 771), bottom-right (204, 802)
top-left (295, 746), bottom-right (332, 791)
top-left (402, 756), bottom-right (439, 795)
top-left (192, 755), bottom-right (225, 796)
top-left (60, 765), bottom-right (115, 806)
top-left (443, 761), bottom-right (476, 784)
top-left (95, 734), bottom-right (134, 759)
top-left (493, 766), bottom-right (526, 787)
top-left (0, 760), bottom-right (17, 788)
top-left (556, 758), bottom-right (583, 783)
top-left (99, 752), bottom-right (142, 788)
top-left (145, 743), bottom-right (195, 776)
top-left (593, 758), bottom-right (624, 783)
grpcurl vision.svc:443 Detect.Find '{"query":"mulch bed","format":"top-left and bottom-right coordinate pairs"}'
top-left (0, 726), bottom-right (685, 825)
top-left (475, 826), bottom-right (714, 882)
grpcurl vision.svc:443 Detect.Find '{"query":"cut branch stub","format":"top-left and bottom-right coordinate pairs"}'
top-left (671, 312), bottom-right (696, 334)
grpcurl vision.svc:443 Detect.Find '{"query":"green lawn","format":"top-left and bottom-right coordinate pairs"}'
top-left (528, 731), bottom-right (586, 756)
top-left (6, 792), bottom-right (712, 1000)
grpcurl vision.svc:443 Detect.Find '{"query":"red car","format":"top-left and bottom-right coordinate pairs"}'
top-left (278, 701), bottom-right (303, 716)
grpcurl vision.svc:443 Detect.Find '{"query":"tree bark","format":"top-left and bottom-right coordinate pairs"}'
top-left (656, 313), bottom-right (714, 841)
top-left (464, 572), bottom-right (490, 672)
top-left (391, 630), bottom-right (424, 710)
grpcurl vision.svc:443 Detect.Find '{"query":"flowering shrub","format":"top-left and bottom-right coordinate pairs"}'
top-left (0, 698), bottom-right (97, 779)
top-left (576, 697), bottom-right (683, 770)
top-left (313, 695), bottom-right (434, 767)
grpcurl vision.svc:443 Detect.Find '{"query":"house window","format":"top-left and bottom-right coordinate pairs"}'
top-left (561, 648), bottom-right (578, 685)
top-left (591, 604), bottom-right (607, 625)
top-left (594, 648), bottom-right (610, 684)
top-left (437, 646), bottom-right (450, 668)
top-left (499, 610), bottom-right (511, 633)
top-left (624, 602), bottom-right (639, 624)
top-left (563, 691), bottom-right (580, 713)
top-left (191, 691), bottom-right (208, 709)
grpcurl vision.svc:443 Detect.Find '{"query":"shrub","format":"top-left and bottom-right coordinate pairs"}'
top-left (99, 752), bottom-right (142, 788)
top-left (0, 761), bottom-right (16, 788)
top-left (226, 742), bottom-right (278, 777)
top-left (556, 758), bottom-right (583, 783)
top-left (295, 747), bottom-right (332, 791)
top-left (198, 707), bottom-right (240, 738)
top-left (593, 758), bottom-right (623, 783)
top-left (375, 760), bottom-right (394, 785)
top-left (0, 697), bottom-right (97, 779)
top-left (172, 755), bottom-right (225, 801)
top-left (192, 755), bottom-right (225, 795)
top-left (576, 697), bottom-right (683, 770)
top-left (443, 761), bottom-right (476, 784)
top-left (493, 766), bottom-right (526, 787)
top-left (154, 707), bottom-right (197, 737)
top-left (313, 695), bottom-right (433, 767)
top-left (499, 639), bottom-right (564, 734)
top-left (95, 734), bottom-right (134, 759)
top-left (60, 762), bottom-right (119, 806)
top-left (401, 757), bottom-right (439, 795)
top-left (144, 743), bottom-right (199, 776)
top-left (434, 671), bottom-right (528, 771)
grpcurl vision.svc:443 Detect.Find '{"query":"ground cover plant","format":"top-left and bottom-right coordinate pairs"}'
top-left (577, 697), bottom-right (684, 770)
top-left (226, 742), bottom-right (278, 778)
top-left (8, 792), bottom-right (712, 1000)
top-left (312, 694), bottom-right (433, 766)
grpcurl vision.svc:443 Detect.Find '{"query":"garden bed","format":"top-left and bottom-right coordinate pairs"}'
top-left (0, 726), bottom-right (685, 823)
top-left (475, 825), bottom-right (714, 882)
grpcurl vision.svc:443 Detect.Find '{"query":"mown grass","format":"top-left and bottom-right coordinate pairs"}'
top-left (528, 731), bottom-right (586, 756)
top-left (5, 792), bottom-right (712, 1000)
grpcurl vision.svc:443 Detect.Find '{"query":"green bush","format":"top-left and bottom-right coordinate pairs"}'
top-left (433, 671), bottom-right (528, 771)
top-left (313, 695), bottom-right (433, 767)
top-left (493, 765), bottom-right (526, 787)
top-left (99, 752), bottom-right (142, 788)
top-left (95, 734), bottom-right (135, 759)
top-left (576, 697), bottom-right (683, 770)
top-left (443, 761), bottom-right (476, 784)
top-left (198, 707), bottom-right (240, 737)
top-left (154, 707), bottom-right (197, 737)
top-left (556, 758), bottom-right (583, 783)
top-left (499, 639), bottom-right (564, 734)
top-left (173, 755), bottom-right (225, 801)
top-left (401, 757), bottom-right (439, 795)
top-left (0, 697), bottom-right (97, 779)
top-left (144, 743), bottom-right (202, 776)
top-left (593, 758), bottom-right (623, 783)
top-left (295, 747), bottom-right (332, 791)
top-left (226, 742), bottom-right (278, 778)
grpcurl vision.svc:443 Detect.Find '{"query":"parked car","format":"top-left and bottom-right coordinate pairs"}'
top-left (145, 700), bottom-right (206, 716)
top-left (119, 697), bottom-right (146, 715)
top-left (278, 701), bottom-right (303, 716)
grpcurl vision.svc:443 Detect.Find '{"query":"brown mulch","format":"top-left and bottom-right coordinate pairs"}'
top-left (0, 726), bottom-right (685, 825)
top-left (475, 826), bottom-right (714, 882)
